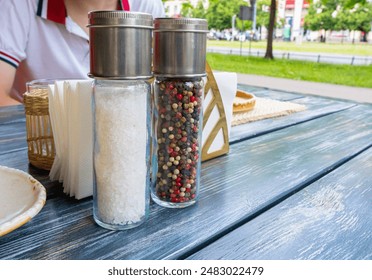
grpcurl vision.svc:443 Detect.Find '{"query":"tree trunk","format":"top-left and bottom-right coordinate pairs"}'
top-left (264, 0), bottom-right (276, 59)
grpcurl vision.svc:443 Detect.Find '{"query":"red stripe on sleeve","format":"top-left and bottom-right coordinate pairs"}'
top-left (0, 51), bottom-right (20, 64)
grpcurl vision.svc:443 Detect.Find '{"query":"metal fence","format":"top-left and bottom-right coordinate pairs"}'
top-left (207, 47), bottom-right (372, 66)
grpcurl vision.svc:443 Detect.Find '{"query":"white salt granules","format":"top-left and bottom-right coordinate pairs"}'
top-left (94, 83), bottom-right (148, 226)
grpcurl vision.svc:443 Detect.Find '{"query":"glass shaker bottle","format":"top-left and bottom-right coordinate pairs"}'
top-left (152, 18), bottom-right (208, 208)
top-left (88, 11), bottom-right (153, 230)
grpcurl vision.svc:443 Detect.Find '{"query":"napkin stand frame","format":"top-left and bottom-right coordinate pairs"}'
top-left (201, 62), bottom-right (230, 161)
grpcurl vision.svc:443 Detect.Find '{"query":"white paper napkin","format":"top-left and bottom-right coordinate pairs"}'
top-left (48, 81), bottom-right (66, 183)
top-left (48, 80), bottom-right (94, 199)
top-left (74, 81), bottom-right (94, 199)
top-left (202, 72), bottom-right (237, 154)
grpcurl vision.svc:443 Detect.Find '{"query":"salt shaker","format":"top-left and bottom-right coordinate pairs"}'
top-left (88, 11), bottom-right (153, 230)
top-left (151, 18), bottom-right (208, 208)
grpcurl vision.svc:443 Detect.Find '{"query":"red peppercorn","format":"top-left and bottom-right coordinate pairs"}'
top-left (176, 94), bottom-right (183, 101)
top-left (190, 96), bottom-right (196, 102)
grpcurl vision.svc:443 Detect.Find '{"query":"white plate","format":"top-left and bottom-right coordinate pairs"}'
top-left (0, 166), bottom-right (46, 236)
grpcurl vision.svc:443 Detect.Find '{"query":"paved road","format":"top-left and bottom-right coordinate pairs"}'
top-left (208, 46), bottom-right (372, 66)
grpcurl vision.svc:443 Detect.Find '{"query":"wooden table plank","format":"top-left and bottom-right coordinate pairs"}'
top-left (0, 105), bottom-right (25, 125)
top-left (238, 85), bottom-right (304, 101)
top-left (187, 148), bottom-right (372, 260)
top-left (0, 95), bottom-right (351, 162)
top-left (0, 104), bottom-right (371, 260)
top-left (0, 123), bottom-right (27, 155)
top-left (0, 149), bottom-right (29, 170)
top-left (0, 93), bottom-right (353, 156)
top-left (230, 96), bottom-right (355, 144)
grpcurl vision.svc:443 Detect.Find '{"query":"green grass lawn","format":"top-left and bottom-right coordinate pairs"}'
top-left (207, 53), bottom-right (372, 88)
top-left (207, 40), bottom-right (372, 56)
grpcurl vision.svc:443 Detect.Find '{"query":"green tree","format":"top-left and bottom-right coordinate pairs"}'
top-left (343, 0), bottom-right (368, 8)
top-left (304, 0), bottom-right (339, 41)
top-left (179, 0), bottom-right (274, 33)
top-left (304, 0), bottom-right (372, 42)
top-left (181, 1), bottom-right (206, 18)
top-left (345, 2), bottom-right (372, 42)
top-left (256, 0), bottom-right (271, 30)
top-left (204, 0), bottom-right (247, 30)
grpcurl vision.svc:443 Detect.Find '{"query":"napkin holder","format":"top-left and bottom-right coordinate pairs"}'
top-left (202, 63), bottom-right (237, 161)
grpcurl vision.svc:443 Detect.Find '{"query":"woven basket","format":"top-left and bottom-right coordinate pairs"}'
top-left (24, 83), bottom-right (55, 170)
top-left (233, 90), bottom-right (256, 113)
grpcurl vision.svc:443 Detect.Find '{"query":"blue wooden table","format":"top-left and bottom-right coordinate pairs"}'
top-left (0, 85), bottom-right (371, 260)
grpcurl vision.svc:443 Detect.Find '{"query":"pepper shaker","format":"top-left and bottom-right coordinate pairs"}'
top-left (151, 18), bottom-right (208, 208)
top-left (88, 11), bottom-right (153, 230)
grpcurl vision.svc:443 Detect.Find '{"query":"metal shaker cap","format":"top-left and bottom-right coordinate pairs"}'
top-left (88, 11), bottom-right (153, 28)
top-left (153, 18), bottom-right (208, 77)
top-left (154, 18), bottom-right (208, 32)
top-left (88, 11), bottom-right (153, 79)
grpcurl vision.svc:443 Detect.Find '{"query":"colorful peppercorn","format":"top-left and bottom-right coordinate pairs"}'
top-left (152, 79), bottom-right (203, 207)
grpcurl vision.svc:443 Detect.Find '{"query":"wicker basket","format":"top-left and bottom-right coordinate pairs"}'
top-left (24, 80), bottom-right (55, 170)
top-left (233, 90), bottom-right (256, 113)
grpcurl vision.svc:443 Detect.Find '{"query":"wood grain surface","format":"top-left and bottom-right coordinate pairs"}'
top-left (0, 90), bottom-right (371, 260)
top-left (188, 148), bottom-right (372, 260)
top-left (230, 95), bottom-right (355, 144)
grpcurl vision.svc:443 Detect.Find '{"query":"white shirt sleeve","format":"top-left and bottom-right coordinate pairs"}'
top-left (0, 0), bottom-right (34, 67)
top-left (129, 0), bottom-right (165, 18)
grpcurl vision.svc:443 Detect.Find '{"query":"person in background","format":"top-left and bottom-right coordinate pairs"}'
top-left (0, 0), bottom-right (165, 106)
